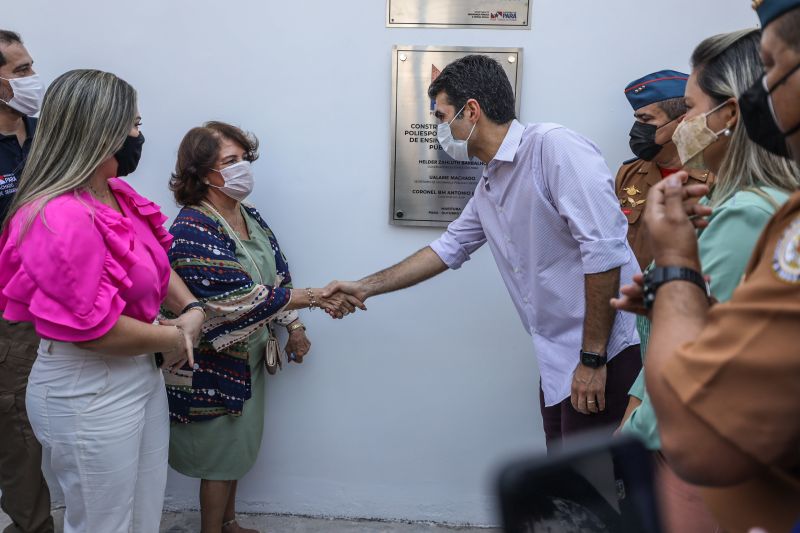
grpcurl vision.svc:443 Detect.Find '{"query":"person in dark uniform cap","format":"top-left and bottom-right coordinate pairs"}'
top-left (616, 70), bottom-right (714, 270)
top-left (613, 1), bottom-right (800, 531)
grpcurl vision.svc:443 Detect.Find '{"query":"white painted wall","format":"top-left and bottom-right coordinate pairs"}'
top-left (6, 1), bottom-right (757, 526)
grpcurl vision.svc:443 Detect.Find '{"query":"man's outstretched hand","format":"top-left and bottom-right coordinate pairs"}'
top-left (319, 281), bottom-right (368, 319)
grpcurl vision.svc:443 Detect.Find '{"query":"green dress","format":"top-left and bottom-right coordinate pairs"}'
top-left (169, 208), bottom-right (277, 480)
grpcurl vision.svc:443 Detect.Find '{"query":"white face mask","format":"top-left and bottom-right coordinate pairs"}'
top-left (209, 160), bottom-right (254, 202)
top-left (672, 100), bottom-right (731, 171)
top-left (437, 104), bottom-right (477, 161)
top-left (0, 73), bottom-right (43, 116)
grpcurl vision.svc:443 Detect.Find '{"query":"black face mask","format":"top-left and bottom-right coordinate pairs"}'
top-left (628, 118), bottom-right (677, 161)
top-left (740, 61), bottom-right (800, 160)
top-left (114, 132), bottom-right (145, 177)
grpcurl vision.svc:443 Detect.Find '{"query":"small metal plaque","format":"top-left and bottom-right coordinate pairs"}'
top-left (390, 46), bottom-right (522, 227)
top-left (388, 0), bottom-right (530, 29)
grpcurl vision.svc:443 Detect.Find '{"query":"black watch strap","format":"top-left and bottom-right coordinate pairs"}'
top-left (643, 266), bottom-right (709, 310)
top-left (181, 301), bottom-right (204, 315)
top-left (580, 350), bottom-right (607, 368)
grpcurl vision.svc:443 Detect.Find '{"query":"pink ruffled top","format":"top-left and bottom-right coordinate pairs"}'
top-left (0, 178), bottom-right (174, 342)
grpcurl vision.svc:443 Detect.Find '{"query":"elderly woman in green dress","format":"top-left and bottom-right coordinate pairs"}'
top-left (164, 121), bottom-right (362, 533)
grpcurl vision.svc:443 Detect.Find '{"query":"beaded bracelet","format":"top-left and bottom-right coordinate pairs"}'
top-left (306, 288), bottom-right (318, 310)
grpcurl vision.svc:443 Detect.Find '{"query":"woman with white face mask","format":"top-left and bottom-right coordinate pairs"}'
top-left (165, 122), bottom-right (362, 533)
top-left (617, 29), bottom-right (800, 533)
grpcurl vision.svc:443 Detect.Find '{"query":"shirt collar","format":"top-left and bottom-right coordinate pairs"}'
top-left (0, 116), bottom-right (37, 143)
top-left (492, 119), bottom-right (524, 163)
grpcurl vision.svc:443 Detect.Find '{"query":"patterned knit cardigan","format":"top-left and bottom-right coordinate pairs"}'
top-left (164, 203), bottom-right (297, 423)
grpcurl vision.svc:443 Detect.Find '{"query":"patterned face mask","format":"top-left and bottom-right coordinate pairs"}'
top-left (672, 100), bottom-right (731, 171)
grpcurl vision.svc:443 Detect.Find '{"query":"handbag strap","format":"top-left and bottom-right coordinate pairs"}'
top-left (200, 201), bottom-right (263, 285)
top-left (201, 201), bottom-right (277, 341)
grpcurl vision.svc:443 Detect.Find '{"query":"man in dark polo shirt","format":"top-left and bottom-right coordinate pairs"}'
top-left (0, 32), bottom-right (39, 224)
top-left (0, 30), bottom-right (53, 533)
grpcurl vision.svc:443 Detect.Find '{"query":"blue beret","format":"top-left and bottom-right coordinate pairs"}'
top-left (753, 0), bottom-right (800, 27)
top-left (624, 70), bottom-right (689, 111)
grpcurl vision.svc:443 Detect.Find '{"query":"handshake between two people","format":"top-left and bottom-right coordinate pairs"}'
top-left (156, 279), bottom-right (371, 371)
top-left (315, 280), bottom-right (369, 319)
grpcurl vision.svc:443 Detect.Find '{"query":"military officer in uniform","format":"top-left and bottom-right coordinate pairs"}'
top-left (613, 2), bottom-right (800, 530)
top-left (616, 71), bottom-right (714, 270)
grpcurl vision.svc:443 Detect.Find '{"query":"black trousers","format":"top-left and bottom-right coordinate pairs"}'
top-left (0, 319), bottom-right (53, 533)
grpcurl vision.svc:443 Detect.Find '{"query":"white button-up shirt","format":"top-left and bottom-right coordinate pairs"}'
top-left (430, 120), bottom-right (640, 406)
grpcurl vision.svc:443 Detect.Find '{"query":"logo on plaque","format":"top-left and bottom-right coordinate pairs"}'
top-left (387, 0), bottom-right (530, 29)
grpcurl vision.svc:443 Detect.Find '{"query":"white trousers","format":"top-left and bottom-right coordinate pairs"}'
top-left (26, 340), bottom-right (169, 533)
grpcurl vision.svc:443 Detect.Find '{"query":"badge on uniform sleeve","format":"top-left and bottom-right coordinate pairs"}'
top-left (772, 217), bottom-right (800, 283)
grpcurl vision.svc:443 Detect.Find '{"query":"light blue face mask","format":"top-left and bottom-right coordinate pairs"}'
top-left (436, 103), bottom-right (477, 161)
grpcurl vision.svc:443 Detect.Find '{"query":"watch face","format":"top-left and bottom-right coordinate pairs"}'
top-left (580, 352), bottom-right (603, 368)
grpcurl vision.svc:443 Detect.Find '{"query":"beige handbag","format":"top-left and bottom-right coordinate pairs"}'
top-left (265, 327), bottom-right (281, 375)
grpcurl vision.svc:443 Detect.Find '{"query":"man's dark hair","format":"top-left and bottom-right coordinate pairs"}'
top-left (427, 54), bottom-right (516, 124)
top-left (0, 31), bottom-right (22, 68)
top-left (774, 7), bottom-right (800, 52)
top-left (657, 97), bottom-right (687, 120)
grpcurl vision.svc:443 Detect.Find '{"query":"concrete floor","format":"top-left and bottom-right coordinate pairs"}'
top-left (0, 508), bottom-right (501, 532)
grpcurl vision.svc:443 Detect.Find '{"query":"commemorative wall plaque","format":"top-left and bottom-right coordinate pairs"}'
top-left (387, 0), bottom-right (531, 29)
top-left (390, 46), bottom-right (522, 227)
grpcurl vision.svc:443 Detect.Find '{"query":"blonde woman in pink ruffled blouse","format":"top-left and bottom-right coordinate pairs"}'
top-left (0, 70), bottom-right (205, 533)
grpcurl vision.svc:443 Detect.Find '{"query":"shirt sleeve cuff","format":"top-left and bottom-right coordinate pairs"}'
top-left (430, 236), bottom-right (470, 270)
top-left (275, 309), bottom-right (300, 326)
top-left (628, 369), bottom-right (646, 400)
top-left (579, 238), bottom-right (631, 274)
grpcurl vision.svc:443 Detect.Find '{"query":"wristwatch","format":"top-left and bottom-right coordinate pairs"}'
top-left (287, 322), bottom-right (306, 334)
top-left (580, 350), bottom-right (607, 368)
top-left (643, 266), bottom-right (710, 311)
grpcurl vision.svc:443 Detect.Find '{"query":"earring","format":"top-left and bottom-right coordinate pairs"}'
top-left (722, 128), bottom-right (732, 137)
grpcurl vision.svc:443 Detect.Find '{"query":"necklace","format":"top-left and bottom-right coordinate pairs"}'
top-left (88, 182), bottom-right (111, 201)
top-left (201, 200), bottom-right (261, 282)
top-left (206, 201), bottom-right (248, 239)
top-left (87, 181), bottom-right (125, 214)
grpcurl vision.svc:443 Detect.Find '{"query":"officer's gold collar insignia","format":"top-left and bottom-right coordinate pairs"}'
top-left (624, 186), bottom-right (641, 196)
top-left (625, 197), bottom-right (645, 207)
